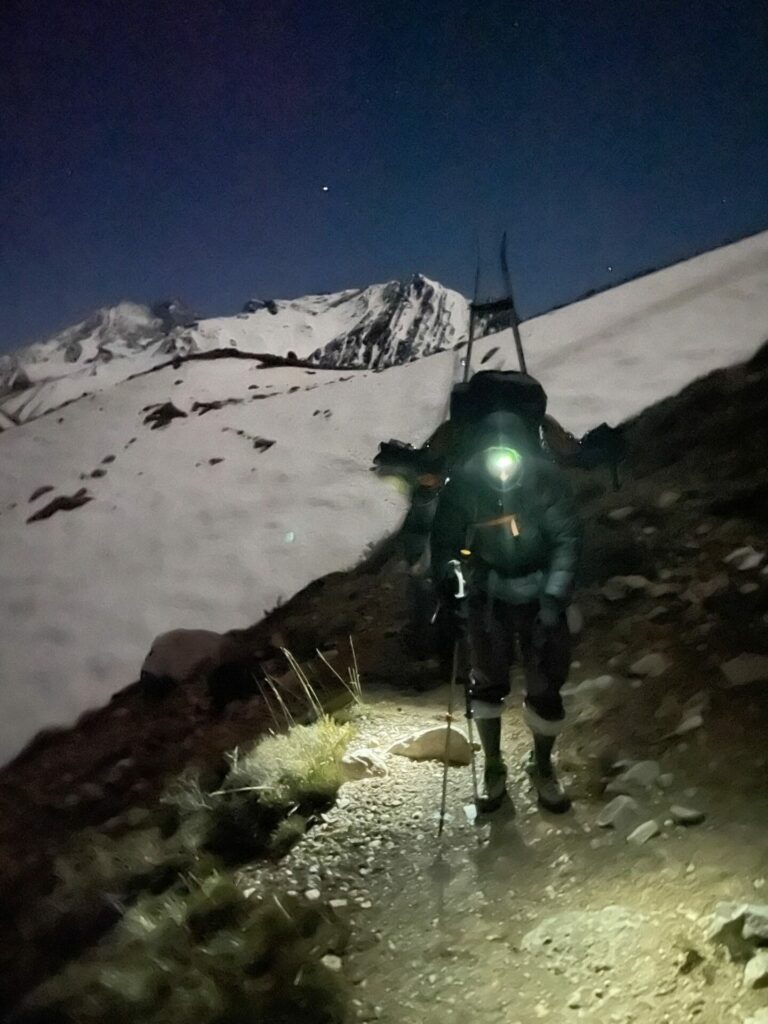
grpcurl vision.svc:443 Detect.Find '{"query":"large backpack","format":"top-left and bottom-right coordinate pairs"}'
top-left (448, 370), bottom-right (548, 462)
top-left (449, 370), bottom-right (548, 435)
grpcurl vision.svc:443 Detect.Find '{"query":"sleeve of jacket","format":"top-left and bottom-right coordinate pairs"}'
top-left (539, 465), bottom-right (582, 604)
top-left (400, 487), bottom-right (440, 565)
top-left (429, 477), bottom-right (470, 584)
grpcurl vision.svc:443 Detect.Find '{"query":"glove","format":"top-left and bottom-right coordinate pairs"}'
top-left (437, 574), bottom-right (460, 608)
top-left (535, 595), bottom-right (564, 631)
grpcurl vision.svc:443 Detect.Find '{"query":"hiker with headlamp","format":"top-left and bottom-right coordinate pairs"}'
top-left (431, 408), bottom-right (581, 814)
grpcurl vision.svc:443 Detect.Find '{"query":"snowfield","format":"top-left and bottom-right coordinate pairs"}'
top-left (0, 277), bottom-right (468, 426)
top-left (1, 229), bottom-right (768, 763)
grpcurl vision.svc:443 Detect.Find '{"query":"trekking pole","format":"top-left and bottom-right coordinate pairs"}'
top-left (437, 639), bottom-right (459, 836)
top-left (437, 558), bottom-right (479, 834)
top-left (463, 658), bottom-right (480, 813)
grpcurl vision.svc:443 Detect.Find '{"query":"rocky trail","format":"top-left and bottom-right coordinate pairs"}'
top-left (240, 674), bottom-right (768, 1024)
top-left (3, 343), bottom-right (768, 1020)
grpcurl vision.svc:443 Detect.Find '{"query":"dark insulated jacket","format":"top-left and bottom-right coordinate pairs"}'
top-left (401, 485), bottom-right (441, 566)
top-left (430, 416), bottom-right (581, 606)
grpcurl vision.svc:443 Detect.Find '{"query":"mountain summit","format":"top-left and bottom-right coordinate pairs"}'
top-left (0, 276), bottom-right (468, 428)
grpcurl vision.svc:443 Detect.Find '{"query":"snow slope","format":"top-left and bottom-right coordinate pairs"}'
top-left (459, 229), bottom-right (768, 434)
top-left (0, 355), bottom-right (458, 764)
top-left (0, 277), bottom-right (467, 427)
top-left (1, 229), bottom-right (768, 763)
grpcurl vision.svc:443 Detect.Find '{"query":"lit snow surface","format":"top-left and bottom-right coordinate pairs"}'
top-left (0, 277), bottom-right (468, 424)
top-left (1, 230), bottom-right (768, 763)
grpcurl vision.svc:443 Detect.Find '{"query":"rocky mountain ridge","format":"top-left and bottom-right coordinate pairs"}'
top-left (0, 276), bottom-right (468, 428)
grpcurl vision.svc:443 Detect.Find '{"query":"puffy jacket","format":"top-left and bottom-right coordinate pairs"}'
top-left (401, 485), bottom-right (441, 566)
top-left (430, 412), bottom-right (581, 605)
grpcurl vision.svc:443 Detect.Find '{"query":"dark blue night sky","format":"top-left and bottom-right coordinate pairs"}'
top-left (2, 0), bottom-right (768, 351)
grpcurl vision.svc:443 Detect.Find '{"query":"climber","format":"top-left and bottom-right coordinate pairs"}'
top-left (430, 409), bottom-right (582, 814)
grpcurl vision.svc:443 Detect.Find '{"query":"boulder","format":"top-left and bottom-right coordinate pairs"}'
top-left (141, 628), bottom-right (229, 688)
top-left (389, 725), bottom-right (475, 766)
top-left (720, 654), bottom-right (768, 688)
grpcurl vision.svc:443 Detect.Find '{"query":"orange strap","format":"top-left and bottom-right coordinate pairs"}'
top-left (475, 513), bottom-right (520, 536)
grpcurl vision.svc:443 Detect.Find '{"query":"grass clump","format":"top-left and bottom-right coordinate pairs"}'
top-left (20, 872), bottom-right (350, 1024)
top-left (11, 656), bottom-right (358, 1019)
top-left (223, 716), bottom-right (354, 809)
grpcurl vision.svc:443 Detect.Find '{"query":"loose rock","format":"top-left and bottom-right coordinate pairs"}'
top-left (629, 653), bottom-right (670, 678)
top-left (596, 795), bottom-right (641, 831)
top-left (607, 506), bottom-right (636, 522)
top-left (626, 820), bottom-right (660, 845)
top-left (342, 749), bottom-right (389, 781)
top-left (389, 725), bottom-right (475, 766)
top-left (670, 805), bottom-right (706, 826)
top-left (744, 951), bottom-right (768, 988)
top-left (720, 654), bottom-right (768, 688)
top-left (657, 490), bottom-right (681, 509)
top-left (724, 546), bottom-right (765, 571)
top-left (605, 760), bottom-right (661, 794)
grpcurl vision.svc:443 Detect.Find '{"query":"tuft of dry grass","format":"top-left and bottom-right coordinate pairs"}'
top-left (221, 715), bottom-right (354, 810)
top-left (21, 873), bottom-right (350, 1024)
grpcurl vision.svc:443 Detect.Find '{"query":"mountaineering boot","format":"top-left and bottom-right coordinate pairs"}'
top-left (480, 756), bottom-right (509, 813)
top-left (474, 716), bottom-right (511, 814)
top-left (525, 733), bottom-right (571, 814)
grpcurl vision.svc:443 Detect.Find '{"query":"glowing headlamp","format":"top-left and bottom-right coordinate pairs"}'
top-left (484, 446), bottom-right (522, 484)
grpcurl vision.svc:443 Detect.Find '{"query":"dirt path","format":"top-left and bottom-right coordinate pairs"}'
top-left (241, 684), bottom-right (768, 1024)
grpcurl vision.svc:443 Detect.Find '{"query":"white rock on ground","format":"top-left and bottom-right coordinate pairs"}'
top-left (744, 950), bottom-right (768, 988)
top-left (341, 748), bottom-right (389, 781)
top-left (674, 712), bottom-right (704, 735)
top-left (563, 674), bottom-right (616, 697)
top-left (720, 654), bottom-right (768, 688)
top-left (605, 760), bottom-right (661, 794)
top-left (627, 819), bottom-right (660, 845)
top-left (745, 1011), bottom-right (768, 1024)
top-left (607, 506), bottom-right (636, 522)
top-left (724, 546), bottom-right (766, 571)
top-left (657, 490), bottom-right (681, 509)
top-left (707, 902), bottom-right (768, 952)
top-left (596, 795), bottom-right (641, 831)
top-left (321, 954), bottom-right (343, 973)
top-left (744, 906), bottom-right (768, 943)
top-left (629, 653), bottom-right (671, 678)
top-left (388, 725), bottom-right (475, 766)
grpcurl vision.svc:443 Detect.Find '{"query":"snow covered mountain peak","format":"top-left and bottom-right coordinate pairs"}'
top-left (0, 277), bottom-right (468, 428)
